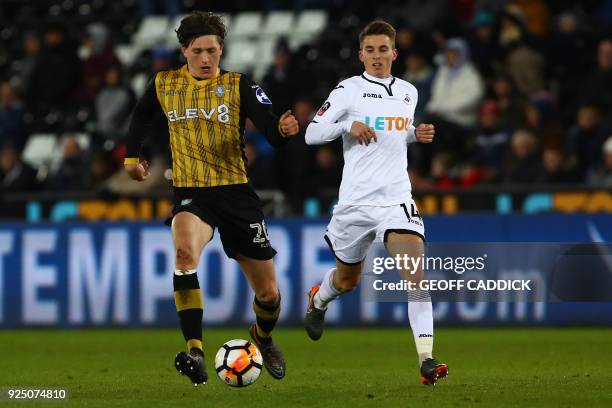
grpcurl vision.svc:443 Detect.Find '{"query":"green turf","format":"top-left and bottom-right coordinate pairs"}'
top-left (0, 328), bottom-right (610, 407)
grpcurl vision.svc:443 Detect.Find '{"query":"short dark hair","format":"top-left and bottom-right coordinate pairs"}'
top-left (359, 20), bottom-right (396, 48)
top-left (176, 11), bottom-right (226, 48)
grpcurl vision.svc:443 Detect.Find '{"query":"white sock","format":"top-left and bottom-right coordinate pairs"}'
top-left (408, 289), bottom-right (434, 364)
top-left (313, 268), bottom-right (341, 310)
top-left (174, 269), bottom-right (197, 275)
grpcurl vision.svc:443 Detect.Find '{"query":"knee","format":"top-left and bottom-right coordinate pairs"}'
top-left (175, 246), bottom-right (198, 268)
top-left (255, 284), bottom-right (280, 305)
top-left (335, 274), bottom-right (360, 293)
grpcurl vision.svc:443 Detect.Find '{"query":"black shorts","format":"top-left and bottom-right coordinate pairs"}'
top-left (166, 184), bottom-right (276, 260)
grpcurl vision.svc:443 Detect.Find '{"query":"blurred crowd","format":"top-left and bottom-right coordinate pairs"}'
top-left (1, 0), bottom-right (612, 214)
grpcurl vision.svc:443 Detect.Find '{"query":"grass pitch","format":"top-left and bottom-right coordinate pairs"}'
top-left (0, 328), bottom-right (610, 407)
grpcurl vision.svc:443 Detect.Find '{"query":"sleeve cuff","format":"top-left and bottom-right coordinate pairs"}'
top-left (407, 125), bottom-right (417, 143)
top-left (124, 157), bottom-right (140, 165)
top-left (277, 121), bottom-right (287, 138)
top-left (341, 121), bottom-right (353, 133)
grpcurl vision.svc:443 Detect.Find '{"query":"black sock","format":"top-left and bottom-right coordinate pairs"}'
top-left (252, 294), bottom-right (281, 338)
top-left (173, 271), bottom-right (203, 352)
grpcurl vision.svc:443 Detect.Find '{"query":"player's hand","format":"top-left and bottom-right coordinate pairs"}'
top-left (415, 124), bottom-right (434, 143)
top-left (350, 121), bottom-right (377, 145)
top-left (124, 160), bottom-right (149, 181)
top-left (279, 110), bottom-right (299, 138)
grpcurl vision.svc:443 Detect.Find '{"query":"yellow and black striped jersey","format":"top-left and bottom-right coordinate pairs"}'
top-left (124, 65), bottom-right (287, 187)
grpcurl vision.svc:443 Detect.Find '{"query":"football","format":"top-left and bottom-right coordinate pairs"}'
top-left (214, 339), bottom-right (263, 387)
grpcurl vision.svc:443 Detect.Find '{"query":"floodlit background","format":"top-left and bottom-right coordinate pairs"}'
top-left (1, 0), bottom-right (611, 325)
top-left (0, 1), bottom-right (611, 406)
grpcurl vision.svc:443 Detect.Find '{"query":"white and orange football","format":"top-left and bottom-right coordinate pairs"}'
top-left (214, 339), bottom-right (263, 387)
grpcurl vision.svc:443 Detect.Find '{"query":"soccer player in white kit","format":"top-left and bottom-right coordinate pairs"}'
top-left (303, 20), bottom-right (448, 385)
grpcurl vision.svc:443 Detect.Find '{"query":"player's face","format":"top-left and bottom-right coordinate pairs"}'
top-left (182, 35), bottom-right (223, 79)
top-left (359, 34), bottom-right (397, 79)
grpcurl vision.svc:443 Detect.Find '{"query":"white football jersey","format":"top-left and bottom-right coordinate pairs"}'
top-left (305, 71), bottom-right (419, 206)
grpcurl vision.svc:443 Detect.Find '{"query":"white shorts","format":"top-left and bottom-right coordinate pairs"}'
top-left (324, 199), bottom-right (425, 265)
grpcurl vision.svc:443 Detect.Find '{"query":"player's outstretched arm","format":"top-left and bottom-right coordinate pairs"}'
top-left (415, 124), bottom-right (435, 143)
top-left (305, 83), bottom-right (353, 145)
top-left (239, 75), bottom-right (296, 147)
top-left (305, 121), bottom-right (351, 145)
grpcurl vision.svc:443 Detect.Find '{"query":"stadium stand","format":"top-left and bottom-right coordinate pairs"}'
top-left (0, 0), bottom-right (611, 216)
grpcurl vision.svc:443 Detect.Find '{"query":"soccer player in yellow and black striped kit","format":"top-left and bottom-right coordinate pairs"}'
top-left (124, 11), bottom-right (299, 385)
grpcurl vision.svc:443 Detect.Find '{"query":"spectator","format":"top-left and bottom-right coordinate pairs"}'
top-left (566, 104), bottom-right (609, 179)
top-left (458, 160), bottom-right (488, 187)
top-left (245, 140), bottom-right (277, 190)
top-left (549, 13), bottom-right (583, 73)
top-left (472, 99), bottom-right (510, 169)
top-left (491, 75), bottom-right (525, 130)
top-left (430, 152), bottom-right (456, 188)
top-left (536, 147), bottom-right (574, 184)
top-left (293, 99), bottom-right (316, 135)
top-left (0, 82), bottom-right (26, 150)
top-left (426, 37), bottom-right (484, 153)
top-left (0, 4), bottom-right (609, 206)
top-left (510, 0), bottom-right (551, 38)
top-left (0, 144), bottom-right (39, 193)
top-left (503, 129), bottom-right (540, 183)
top-left (89, 150), bottom-right (117, 190)
top-left (580, 38), bottom-right (612, 113)
top-left (549, 13), bottom-right (588, 122)
top-left (15, 32), bottom-right (40, 96)
top-left (277, 98), bottom-right (317, 211)
top-left (523, 95), bottom-right (564, 149)
top-left (392, 25), bottom-right (418, 76)
top-left (77, 23), bottom-right (121, 103)
top-left (301, 146), bottom-right (343, 200)
top-left (26, 23), bottom-right (81, 119)
top-left (243, 119), bottom-right (274, 161)
top-left (498, 10), bottom-right (546, 96)
top-left (151, 47), bottom-right (175, 74)
top-left (395, 25), bottom-right (416, 54)
top-left (130, 47), bottom-right (176, 98)
top-left (468, 9), bottom-right (497, 78)
top-left (427, 38), bottom-right (484, 128)
top-left (587, 136), bottom-right (612, 187)
top-left (402, 50), bottom-right (434, 120)
top-left (429, 153), bottom-right (489, 188)
top-left (46, 137), bottom-right (87, 191)
top-left (95, 66), bottom-right (135, 140)
top-left (261, 39), bottom-right (299, 115)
